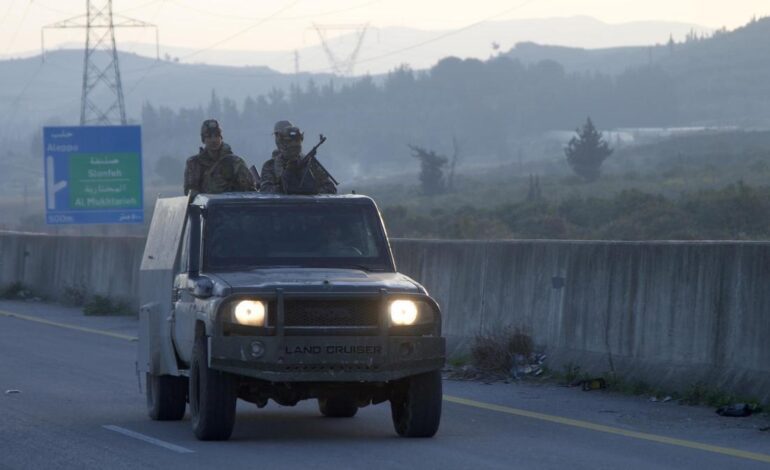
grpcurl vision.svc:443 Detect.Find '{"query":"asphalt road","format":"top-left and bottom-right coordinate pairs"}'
top-left (1, 300), bottom-right (769, 470)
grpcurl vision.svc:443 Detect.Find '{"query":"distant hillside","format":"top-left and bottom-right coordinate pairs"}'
top-left (0, 16), bottom-right (715, 135)
top-left (505, 17), bottom-right (770, 126)
top-left (0, 50), bottom-right (343, 135)
top-left (3, 16), bottom-right (710, 75)
top-left (505, 42), bottom-right (665, 75)
top-left (4, 17), bottom-right (770, 199)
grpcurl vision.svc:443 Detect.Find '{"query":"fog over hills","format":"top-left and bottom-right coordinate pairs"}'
top-left (13, 16), bottom-right (710, 74)
top-left (0, 16), bottom-right (713, 136)
top-left (0, 50), bottom-right (346, 136)
top-left (3, 16), bottom-right (770, 228)
top-left (503, 17), bottom-right (770, 126)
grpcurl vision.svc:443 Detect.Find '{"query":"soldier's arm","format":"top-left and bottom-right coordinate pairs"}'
top-left (259, 160), bottom-right (279, 193)
top-left (232, 158), bottom-right (257, 191)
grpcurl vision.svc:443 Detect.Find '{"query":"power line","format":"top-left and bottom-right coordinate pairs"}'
top-left (123, 0), bottom-right (301, 96)
top-left (4, 0), bottom-right (34, 55)
top-left (29, 1), bottom-right (79, 16)
top-left (0, 0), bottom-right (18, 29)
top-left (42, 1), bottom-right (159, 125)
top-left (350, 0), bottom-right (541, 69)
top-left (313, 23), bottom-right (370, 76)
top-left (140, 0), bottom-right (541, 78)
top-left (164, 0), bottom-right (380, 23)
top-left (193, 0), bottom-right (541, 77)
top-left (0, 60), bottom-right (45, 143)
top-left (183, 0), bottom-right (301, 60)
top-left (114, 0), bottom-right (168, 14)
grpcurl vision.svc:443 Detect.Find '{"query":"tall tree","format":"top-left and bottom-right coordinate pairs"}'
top-left (564, 117), bottom-right (613, 182)
top-left (206, 89), bottom-right (221, 118)
top-left (409, 144), bottom-right (448, 195)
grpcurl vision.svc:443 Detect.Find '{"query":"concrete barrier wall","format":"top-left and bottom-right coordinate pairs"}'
top-left (0, 232), bottom-right (144, 305)
top-left (1, 231), bottom-right (768, 401)
top-left (392, 240), bottom-right (770, 402)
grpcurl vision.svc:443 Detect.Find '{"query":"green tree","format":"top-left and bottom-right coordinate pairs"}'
top-left (564, 117), bottom-right (613, 182)
top-left (409, 144), bottom-right (448, 195)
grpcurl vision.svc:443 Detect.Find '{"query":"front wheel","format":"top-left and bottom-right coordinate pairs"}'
top-left (390, 370), bottom-right (442, 437)
top-left (146, 373), bottom-right (187, 421)
top-left (189, 335), bottom-right (237, 441)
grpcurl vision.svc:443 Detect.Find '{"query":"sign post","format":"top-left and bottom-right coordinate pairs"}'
top-left (43, 126), bottom-right (144, 224)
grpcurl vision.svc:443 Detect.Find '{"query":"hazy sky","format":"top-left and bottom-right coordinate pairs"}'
top-left (0, 0), bottom-right (767, 58)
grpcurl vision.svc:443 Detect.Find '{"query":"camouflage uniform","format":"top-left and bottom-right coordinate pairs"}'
top-left (183, 119), bottom-right (256, 197)
top-left (259, 120), bottom-right (336, 194)
top-left (259, 150), bottom-right (336, 194)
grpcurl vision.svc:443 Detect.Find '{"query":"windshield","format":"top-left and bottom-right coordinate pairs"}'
top-left (202, 202), bottom-right (393, 272)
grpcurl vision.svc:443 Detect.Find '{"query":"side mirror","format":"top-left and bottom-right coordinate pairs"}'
top-left (191, 276), bottom-right (213, 298)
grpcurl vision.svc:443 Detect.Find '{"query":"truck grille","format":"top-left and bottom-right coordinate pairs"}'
top-left (268, 299), bottom-right (381, 327)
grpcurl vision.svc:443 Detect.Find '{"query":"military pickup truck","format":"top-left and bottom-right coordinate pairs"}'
top-left (138, 193), bottom-right (446, 440)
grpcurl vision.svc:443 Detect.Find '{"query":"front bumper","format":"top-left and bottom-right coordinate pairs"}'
top-left (210, 335), bottom-right (445, 382)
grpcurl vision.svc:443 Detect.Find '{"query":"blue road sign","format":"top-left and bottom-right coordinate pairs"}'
top-left (43, 126), bottom-right (144, 224)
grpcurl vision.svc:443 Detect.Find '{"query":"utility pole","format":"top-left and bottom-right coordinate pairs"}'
top-left (42, 1), bottom-right (158, 125)
top-left (294, 49), bottom-right (300, 75)
top-left (312, 23), bottom-right (370, 76)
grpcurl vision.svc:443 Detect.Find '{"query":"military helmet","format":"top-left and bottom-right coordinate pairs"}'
top-left (200, 119), bottom-right (222, 141)
top-left (273, 120), bottom-right (303, 147)
top-left (273, 120), bottom-right (294, 135)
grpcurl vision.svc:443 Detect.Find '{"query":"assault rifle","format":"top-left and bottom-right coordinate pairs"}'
top-left (248, 165), bottom-right (261, 189)
top-left (281, 134), bottom-right (338, 194)
top-left (300, 134), bottom-right (338, 186)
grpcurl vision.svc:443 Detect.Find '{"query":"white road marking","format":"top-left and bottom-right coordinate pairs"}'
top-left (103, 425), bottom-right (194, 454)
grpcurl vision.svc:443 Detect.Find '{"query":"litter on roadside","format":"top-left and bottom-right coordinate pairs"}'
top-left (649, 395), bottom-right (673, 403)
top-left (581, 378), bottom-right (607, 391)
top-left (568, 378), bottom-right (607, 391)
top-left (510, 352), bottom-right (547, 380)
top-left (716, 403), bottom-right (761, 417)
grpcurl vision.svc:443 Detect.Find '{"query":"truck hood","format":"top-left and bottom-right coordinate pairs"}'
top-left (208, 268), bottom-right (423, 294)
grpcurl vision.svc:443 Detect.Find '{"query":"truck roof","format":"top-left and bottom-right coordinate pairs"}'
top-left (192, 192), bottom-right (375, 208)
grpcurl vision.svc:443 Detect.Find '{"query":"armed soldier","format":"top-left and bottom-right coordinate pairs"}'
top-left (183, 119), bottom-right (256, 198)
top-left (259, 120), bottom-right (337, 194)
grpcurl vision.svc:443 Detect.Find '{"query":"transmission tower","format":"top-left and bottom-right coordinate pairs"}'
top-left (312, 23), bottom-right (369, 76)
top-left (42, 1), bottom-right (158, 125)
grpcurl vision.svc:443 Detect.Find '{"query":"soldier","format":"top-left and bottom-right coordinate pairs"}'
top-left (183, 119), bottom-right (256, 198)
top-left (259, 120), bottom-right (336, 194)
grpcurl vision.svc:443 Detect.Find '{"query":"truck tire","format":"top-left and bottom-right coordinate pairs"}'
top-left (390, 370), bottom-right (442, 437)
top-left (318, 396), bottom-right (358, 418)
top-left (189, 335), bottom-right (237, 441)
top-left (146, 373), bottom-right (187, 421)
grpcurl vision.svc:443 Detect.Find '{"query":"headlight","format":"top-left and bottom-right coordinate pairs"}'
top-left (234, 300), bottom-right (266, 326)
top-left (389, 300), bottom-right (418, 325)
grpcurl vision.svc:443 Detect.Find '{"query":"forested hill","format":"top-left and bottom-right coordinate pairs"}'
top-left (7, 18), bottom-right (770, 189)
top-left (137, 18), bottom-right (770, 183)
top-left (0, 50), bottom-right (342, 132)
top-left (505, 17), bottom-right (770, 126)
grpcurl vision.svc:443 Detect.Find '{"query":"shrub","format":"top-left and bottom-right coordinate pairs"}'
top-left (62, 283), bottom-right (87, 307)
top-left (1, 282), bottom-right (31, 300)
top-left (471, 327), bottom-right (533, 372)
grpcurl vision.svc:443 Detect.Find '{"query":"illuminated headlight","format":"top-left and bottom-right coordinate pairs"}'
top-left (389, 300), bottom-right (418, 325)
top-left (233, 300), bottom-right (266, 326)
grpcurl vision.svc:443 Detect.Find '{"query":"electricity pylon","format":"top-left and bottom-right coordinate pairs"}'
top-left (42, 1), bottom-right (158, 125)
top-left (312, 23), bottom-right (369, 76)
